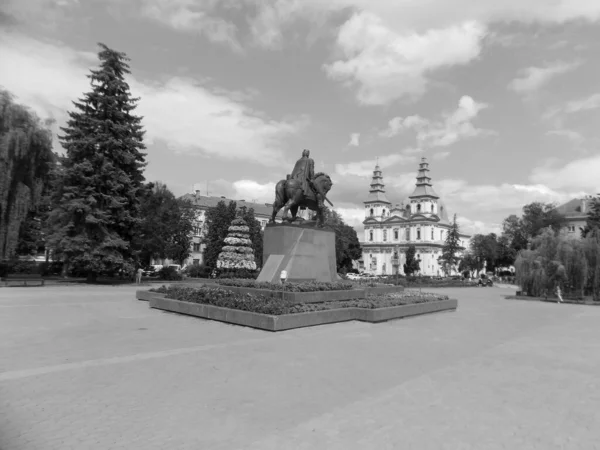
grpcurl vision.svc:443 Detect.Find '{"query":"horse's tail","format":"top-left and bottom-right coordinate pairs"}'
top-left (275, 180), bottom-right (286, 207)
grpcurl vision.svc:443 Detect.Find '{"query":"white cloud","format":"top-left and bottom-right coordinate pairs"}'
top-left (334, 206), bottom-right (365, 228)
top-left (381, 95), bottom-right (492, 148)
top-left (529, 155), bottom-right (600, 192)
top-left (335, 154), bottom-right (417, 177)
top-left (324, 13), bottom-right (485, 105)
top-left (0, 32), bottom-right (304, 166)
top-left (110, 0), bottom-right (243, 51)
top-left (546, 129), bottom-right (584, 143)
top-left (565, 93), bottom-right (600, 113)
top-left (456, 216), bottom-right (501, 236)
top-left (508, 61), bottom-right (580, 93)
top-left (347, 132), bottom-right (360, 146)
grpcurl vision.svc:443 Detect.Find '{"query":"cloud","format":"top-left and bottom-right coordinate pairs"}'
top-left (565, 93), bottom-right (600, 113)
top-left (381, 95), bottom-right (492, 148)
top-left (324, 13), bottom-right (485, 105)
top-left (432, 151), bottom-right (450, 160)
top-left (0, 32), bottom-right (304, 166)
top-left (529, 155), bottom-right (600, 192)
top-left (456, 216), bottom-right (501, 236)
top-left (546, 129), bottom-right (584, 144)
top-left (335, 154), bottom-right (417, 177)
top-left (508, 61), bottom-right (580, 93)
top-left (347, 132), bottom-right (360, 146)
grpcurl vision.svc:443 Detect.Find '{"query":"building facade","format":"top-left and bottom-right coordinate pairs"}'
top-left (361, 158), bottom-right (470, 276)
top-left (555, 196), bottom-right (595, 237)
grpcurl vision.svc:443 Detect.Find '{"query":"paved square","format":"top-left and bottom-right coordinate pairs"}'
top-left (1, 285), bottom-right (599, 449)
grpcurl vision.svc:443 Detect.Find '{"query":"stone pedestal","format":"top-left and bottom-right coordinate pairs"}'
top-left (256, 224), bottom-right (339, 283)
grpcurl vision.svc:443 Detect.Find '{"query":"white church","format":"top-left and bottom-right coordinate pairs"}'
top-left (361, 157), bottom-right (471, 276)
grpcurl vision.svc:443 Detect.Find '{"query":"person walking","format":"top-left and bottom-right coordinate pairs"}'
top-left (556, 285), bottom-right (563, 303)
top-left (136, 267), bottom-right (143, 285)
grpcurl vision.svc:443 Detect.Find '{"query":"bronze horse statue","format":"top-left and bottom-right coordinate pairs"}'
top-left (270, 172), bottom-right (333, 227)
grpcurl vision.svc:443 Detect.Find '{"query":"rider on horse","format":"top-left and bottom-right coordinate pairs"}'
top-left (290, 149), bottom-right (324, 208)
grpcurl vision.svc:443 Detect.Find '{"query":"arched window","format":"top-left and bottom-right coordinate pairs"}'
top-left (383, 230), bottom-right (388, 241)
top-left (417, 204), bottom-right (421, 212)
top-left (417, 228), bottom-right (421, 240)
top-left (370, 208), bottom-right (374, 216)
top-left (369, 230), bottom-right (373, 241)
top-left (405, 228), bottom-right (410, 240)
top-left (393, 229), bottom-right (399, 240)
top-left (431, 228), bottom-right (434, 240)
top-left (382, 209), bottom-right (386, 217)
top-left (431, 203), bottom-right (434, 212)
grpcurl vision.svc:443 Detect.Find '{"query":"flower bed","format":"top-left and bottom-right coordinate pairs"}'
top-left (150, 285), bottom-right (447, 314)
top-left (215, 279), bottom-right (353, 292)
top-left (143, 287), bottom-right (457, 331)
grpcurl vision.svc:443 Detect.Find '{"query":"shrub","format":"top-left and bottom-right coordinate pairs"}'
top-left (217, 268), bottom-right (257, 280)
top-left (157, 266), bottom-right (183, 281)
top-left (184, 264), bottom-right (211, 278)
top-left (215, 279), bottom-right (354, 292)
top-left (39, 261), bottom-right (64, 276)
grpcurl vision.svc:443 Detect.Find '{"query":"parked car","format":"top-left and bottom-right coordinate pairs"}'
top-left (168, 264), bottom-right (182, 272)
top-left (346, 273), bottom-right (360, 280)
top-left (143, 265), bottom-right (163, 277)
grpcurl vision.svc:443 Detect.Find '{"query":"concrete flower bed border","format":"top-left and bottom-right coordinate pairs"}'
top-left (139, 291), bottom-right (457, 331)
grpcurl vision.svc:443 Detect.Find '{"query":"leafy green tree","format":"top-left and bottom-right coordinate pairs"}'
top-left (439, 214), bottom-right (462, 275)
top-left (582, 196), bottom-right (600, 238)
top-left (403, 244), bottom-right (420, 276)
top-left (458, 251), bottom-right (482, 277)
top-left (46, 44), bottom-right (147, 282)
top-left (501, 214), bottom-right (528, 253)
top-left (521, 202), bottom-right (565, 237)
top-left (203, 200), bottom-right (237, 269)
top-left (323, 208), bottom-right (362, 272)
top-left (0, 88), bottom-right (55, 259)
top-left (166, 198), bottom-right (195, 265)
top-left (470, 233), bottom-right (500, 273)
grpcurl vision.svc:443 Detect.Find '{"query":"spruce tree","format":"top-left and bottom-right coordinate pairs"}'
top-left (439, 214), bottom-right (463, 275)
top-left (46, 44), bottom-right (147, 281)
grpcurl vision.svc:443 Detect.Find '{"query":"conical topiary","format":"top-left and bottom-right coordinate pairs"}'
top-left (216, 218), bottom-right (257, 271)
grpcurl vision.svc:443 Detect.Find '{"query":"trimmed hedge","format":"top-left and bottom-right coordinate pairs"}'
top-left (215, 279), bottom-right (354, 292)
top-left (150, 285), bottom-right (448, 315)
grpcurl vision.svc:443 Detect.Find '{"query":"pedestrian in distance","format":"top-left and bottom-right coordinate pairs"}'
top-left (136, 267), bottom-right (143, 285)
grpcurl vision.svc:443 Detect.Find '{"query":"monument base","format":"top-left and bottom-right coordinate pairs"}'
top-left (257, 223), bottom-right (340, 284)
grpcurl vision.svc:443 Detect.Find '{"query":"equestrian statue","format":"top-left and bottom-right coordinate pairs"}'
top-left (270, 149), bottom-right (333, 227)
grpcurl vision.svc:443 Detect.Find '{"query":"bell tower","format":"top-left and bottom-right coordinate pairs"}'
top-left (364, 163), bottom-right (392, 220)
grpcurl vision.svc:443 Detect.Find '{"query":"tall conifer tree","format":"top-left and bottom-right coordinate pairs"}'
top-left (439, 214), bottom-right (463, 275)
top-left (47, 44), bottom-right (147, 281)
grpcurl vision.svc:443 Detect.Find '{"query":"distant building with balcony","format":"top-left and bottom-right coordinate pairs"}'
top-left (361, 158), bottom-right (471, 276)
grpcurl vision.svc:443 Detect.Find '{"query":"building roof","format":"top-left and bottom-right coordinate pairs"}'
top-left (409, 157), bottom-right (439, 199)
top-left (364, 164), bottom-right (391, 204)
top-left (555, 198), bottom-right (590, 218)
top-left (180, 193), bottom-right (281, 218)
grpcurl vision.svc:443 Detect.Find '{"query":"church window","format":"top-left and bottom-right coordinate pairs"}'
top-left (417, 228), bottom-right (421, 240)
top-left (431, 228), bottom-right (434, 240)
top-left (370, 208), bottom-right (374, 216)
top-left (431, 204), bottom-right (434, 212)
top-left (405, 228), bottom-right (410, 240)
top-left (382, 209), bottom-right (386, 217)
top-left (440, 230), bottom-right (444, 240)
top-left (394, 229), bottom-right (399, 240)
top-left (417, 204), bottom-right (421, 212)
top-left (383, 230), bottom-right (388, 242)
top-left (369, 230), bottom-right (373, 241)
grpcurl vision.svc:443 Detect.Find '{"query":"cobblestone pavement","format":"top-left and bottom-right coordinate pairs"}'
top-left (1, 285), bottom-right (599, 450)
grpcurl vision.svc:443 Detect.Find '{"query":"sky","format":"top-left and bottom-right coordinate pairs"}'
top-left (2, 0), bottom-right (600, 238)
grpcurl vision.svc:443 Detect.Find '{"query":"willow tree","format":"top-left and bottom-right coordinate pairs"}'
top-left (46, 44), bottom-right (147, 281)
top-left (0, 89), bottom-right (55, 260)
